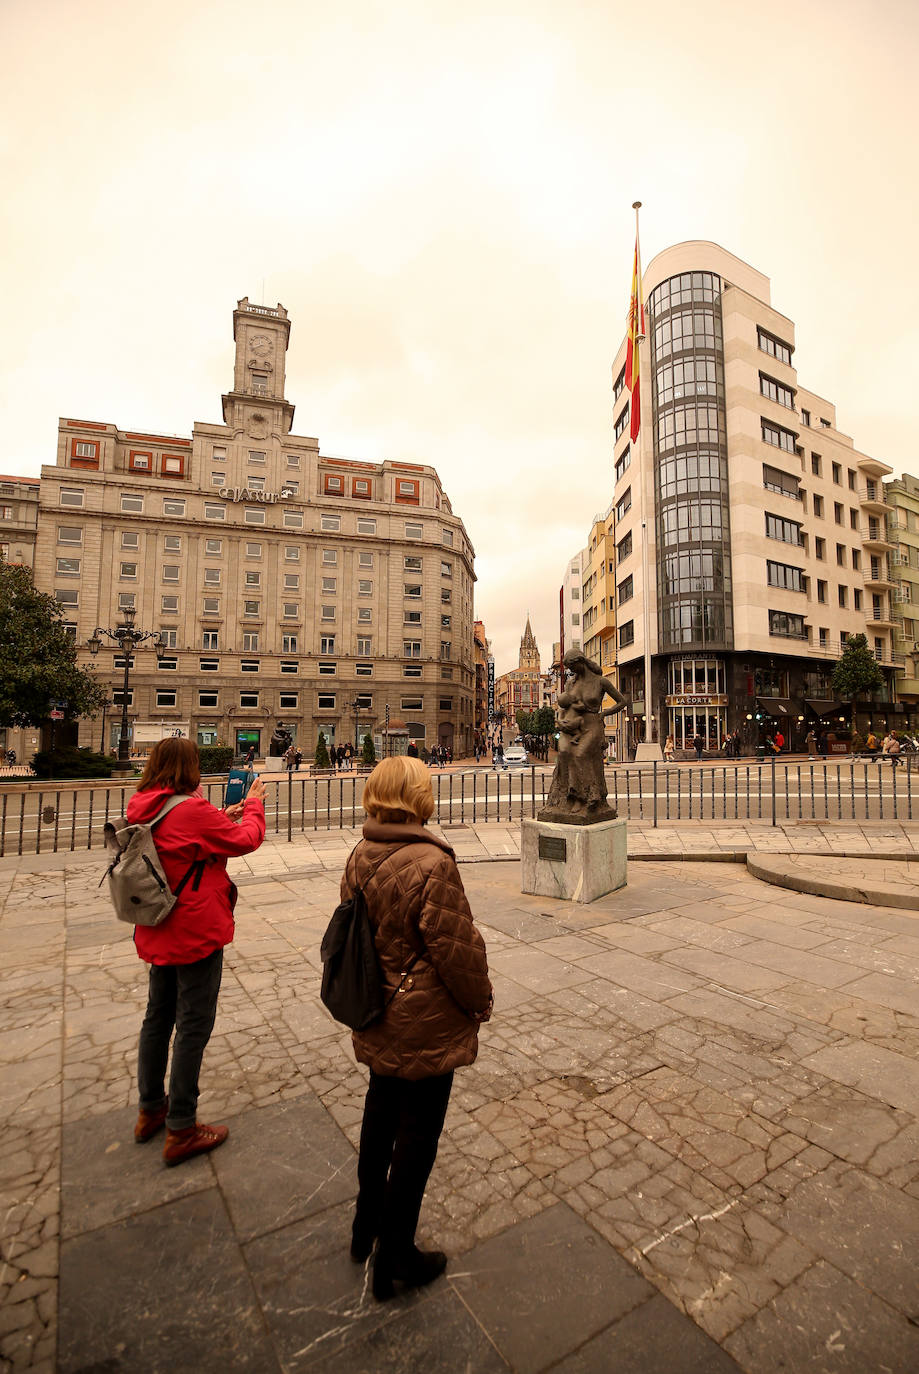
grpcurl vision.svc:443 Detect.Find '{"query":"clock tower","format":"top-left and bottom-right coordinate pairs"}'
top-left (222, 297), bottom-right (295, 436)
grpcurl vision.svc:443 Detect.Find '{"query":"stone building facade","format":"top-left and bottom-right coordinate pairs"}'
top-left (495, 617), bottom-right (544, 730)
top-left (0, 476), bottom-right (42, 763)
top-left (34, 298), bottom-right (476, 759)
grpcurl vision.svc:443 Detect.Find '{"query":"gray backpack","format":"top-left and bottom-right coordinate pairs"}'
top-left (102, 796), bottom-right (204, 926)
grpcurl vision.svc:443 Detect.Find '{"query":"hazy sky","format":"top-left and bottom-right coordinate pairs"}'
top-left (3, 0), bottom-right (917, 673)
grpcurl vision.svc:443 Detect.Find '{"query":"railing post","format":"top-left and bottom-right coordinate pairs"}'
top-left (770, 754), bottom-right (777, 828)
top-left (652, 760), bottom-right (658, 828)
top-left (287, 768), bottom-right (293, 843)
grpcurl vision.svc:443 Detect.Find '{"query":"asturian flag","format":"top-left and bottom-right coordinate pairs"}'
top-left (625, 232), bottom-right (644, 443)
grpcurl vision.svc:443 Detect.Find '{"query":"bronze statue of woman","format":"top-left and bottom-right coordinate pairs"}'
top-left (539, 649), bottom-right (627, 824)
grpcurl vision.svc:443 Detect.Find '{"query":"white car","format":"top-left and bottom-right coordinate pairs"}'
top-left (503, 746), bottom-right (530, 768)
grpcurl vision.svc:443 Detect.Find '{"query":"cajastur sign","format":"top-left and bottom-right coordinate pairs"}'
top-left (218, 488), bottom-right (294, 503)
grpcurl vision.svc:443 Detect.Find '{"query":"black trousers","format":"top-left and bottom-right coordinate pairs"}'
top-left (354, 1069), bottom-right (454, 1261)
top-left (137, 948), bottom-right (223, 1131)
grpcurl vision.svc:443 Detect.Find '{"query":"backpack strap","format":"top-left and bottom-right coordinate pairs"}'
top-left (148, 794), bottom-right (191, 827)
top-left (148, 794), bottom-right (201, 899)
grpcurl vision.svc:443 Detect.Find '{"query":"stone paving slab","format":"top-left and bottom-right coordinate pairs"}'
top-left (748, 852), bottom-right (919, 909)
top-left (4, 849), bottom-right (919, 1371)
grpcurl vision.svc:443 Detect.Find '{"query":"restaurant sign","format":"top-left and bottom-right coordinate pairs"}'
top-left (665, 694), bottom-right (728, 708)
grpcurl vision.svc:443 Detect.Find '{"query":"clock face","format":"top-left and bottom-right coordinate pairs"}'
top-left (250, 334), bottom-right (271, 356)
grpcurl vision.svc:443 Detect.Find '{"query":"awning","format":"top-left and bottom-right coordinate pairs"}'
top-left (805, 699), bottom-right (845, 718)
top-left (755, 697), bottom-right (797, 717)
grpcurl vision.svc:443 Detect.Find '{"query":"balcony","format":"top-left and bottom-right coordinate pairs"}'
top-left (858, 484), bottom-right (891, 514)
top-left (867, 607), bottom-right (898, 628)
top-left (862, 563), bottom-right (895, 589)
top-left (856, 455), bottom-right (894, 480)
top-left (860, 523), bottom-right (895, 551)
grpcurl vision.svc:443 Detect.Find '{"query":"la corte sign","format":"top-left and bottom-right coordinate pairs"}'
top-left (218, 487), bottom-right (294, 503)
top-left (665, 693), bottom-right (728, 708)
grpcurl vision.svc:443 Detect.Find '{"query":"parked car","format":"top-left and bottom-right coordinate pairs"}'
top-left (503, 746), bottom-right (530, 769)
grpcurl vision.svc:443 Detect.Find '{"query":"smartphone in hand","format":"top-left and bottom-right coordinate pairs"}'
top-left (224, 768), bottom-right (255, 808)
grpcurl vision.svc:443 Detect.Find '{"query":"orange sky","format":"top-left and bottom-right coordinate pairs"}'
top-left (2, 0), bottom-right (917, 673)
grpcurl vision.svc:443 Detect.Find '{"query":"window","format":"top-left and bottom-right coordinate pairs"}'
top-left (441, 614), bottom-right (451, 627)
top-left (323, 473), bottom-right (344, 494)
top-left (815, 537), bottom-right (826, 560)
top-left (280, 661), bottom-right (299, 674)
top-left (161, 595), bottom-right (178, 612)
top-left (322, 549), bottom-right (337, 565)
top-left (321, 605), bottom-right (335, 621)
top-left (357, 518), bottom-right (377, 535)
top-left (765, 512), bottom-right (804, 546)
top-left (404, 610), bottom-right (422, 625)
top-left (245, 542), bottom-right (261, 557)
top-left (616, 487), bottom-right (632, 521)
top-left (248, 450), bottom-right (266, 465)
top-left (617, 532), bottom-right (632, 562)
top-left (283, 511), bottom-right (303, 528)
top-left (204, 503), bottom-right (225, 521)
top-left (285, 544), bottom-right (300, 561)
top-left (211, 472), bottom-right (225, 486)
top-left (442, 529), bottom-right (454, 547)
top-left (438, 698), bottom-right (453, 712)
top-left (285, 454), bottom-right (300, 468)
top-left (440, 641), bottom-right (451, 659)
top-left (157, 656), bottom-right (177, 671)
top-left (321, 515), bottom-right (341, 532)
top-left (318, 662), bottom-right (336, 675)
top-left (204, 568), bottom-right (221, 585)
top-left (358, 551), bottom-right (374, 568)
top-left (250, 372), bottom-right (268, 397)
top-left (247, 476), bottom-right (266, 491)
top-left (203, 597), bottom-right (220, 614)
top-left (759, 373), bottom-right (795, 408)
top-left (163, 499), bottom-right (186, 517)
top-left (282, 634), bottom-right (298, 653)
top-left (618, 620), bottom-right (634, 648)
top-left (129, 451), bottom-right (151, 472)
top-left (56, 557), bottom-right (80, 576)
top-left (836, 543), bottom-right (846, 566)
top-left (769, 610), bottom-right (807, 638)
top-left (202, 631), bottom-right (219, 650)
top-left (60, 488), bottom-right (84, 507)
top-left (54, 588), bottom-right (79, 607)
top-left (113, 653), bottom-right (135, 669)
top-left (112, 690), bottom-right (133, 707)
top-left (614, 406), bottom-right (630, 441)
top-left (838, 586), bottom-right (848, 607)
top-left (847, 469), bottom-right (857, 491)
top-left (199, 658), bottom-right (219, 672)
top-left (165, 535), bottom-right (181, 552)
top-left (242, 632), bottom-right (259, 651)
top-left (118, 593), bottom-right (136, 612)
top-left (162, 565), bottom-right (180, 582)
top-left (405, 522), bottom-right (423, 539)
top-left (155, 690), bottom-right (177, 708)
top-left (352, 478), bottom-right (371, 498)
top-left (73, 440), bottom-right (98, 459)
top-left (321, 576), bottom-right (337, 594)
top-left (282, 603), bottom-right (299, 619)
top-left (813, 494), bottom-right (824, 518)
top-left (162, 454), bottom-right (184, 477)
top-left (834, 502), bottom-right (844, 525)
top-left (243, 600), bottom-right (260, 616)
top-left (761, 420), bottom-right (797, 453)
top-left (403, 640), bottom-right (422, 657)
top-left (401, 697), bottom-right (423, 711)
top-left (763, 463), bottom-right (800, 500)
top-left (811, 453), bottom-right (821, 477)
top-left (281, 480), bottom-right (299, 496)
top-left (199, 691), bottom-right (219, 708)
top-left (615, 447), bottom-right (631, 483)
top-left (279, 693), bottom-right (299, 709)
top-left (854, 588), bottom-right (862, 611)
top-left (817, 580), bottom-right (827, 603)
top-left (850, 509), bottom-right (859, 531)
top-left (284, 574), bottom-right (300, 590)
top-left (318, 694), bottom-right (336, 710)
top-left (357, 636), bottom-right (372, 655)
top-left (405, 556), bottom-right (422, 571)
top-left (358, 580), bottom-right (372, 596)
top-left (767, 560), bottom-right (805, 592)
top-left (240, 660), bottom-right (260, 673)
top-left (441, 588), bottom-right (452, 603)
top-left (244, 571), bottom-right (261, 587)
top-left (357, 607), bottom-right (372, 623)
top-left (120, 561), bottom-right (137, 579)
top-left (801, 408), bottom-right (811, 426)
top-left (57, 525), bottom-right (82, 545)
top-left (618, 574), bottom-right (634, 604)
top-left (320, 634), bottom-right (335, 653)
top-left (404, 584), bottom-right (422, 598)
top-left (851, 549), bottom-right (860, 570)
top-left (240, 691), bottom-right (260, 710)
top-left (356, 662), bottom-right (373, 676)
top-left (757, 328), bottom-right (793, 366)
top-left (832, 462), bottom-right (841, 485)
top-left (244, 508), bottom-right (266, 525)
top-left (121, 494), bottom-right (144, 514)
top-left (441, 561), bottom-right (452, 577)
top-left (613, 365), bottom-right (626, 399)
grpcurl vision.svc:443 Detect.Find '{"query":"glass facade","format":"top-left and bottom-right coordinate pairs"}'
top-left (648, 271), bottom-right (733, 653)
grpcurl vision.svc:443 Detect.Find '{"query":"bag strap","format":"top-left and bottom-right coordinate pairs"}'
top-left (173, 858), bottom-right (206, 897)
top-left (148, 794), bottom-right (191, 827)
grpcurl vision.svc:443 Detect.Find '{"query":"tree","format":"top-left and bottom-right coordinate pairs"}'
top-left (361, 732), bottom-right (376, 766)
top-left (534, 705), bottom-right (556, 738)
top-left (0, 564), bottom-right (105, 728)
top-left (831, 634), bottom-right (884, 732)
top-left (516, 709), bottom-right (533, 736)
top-left (314, 731), bottom-right (330, 768)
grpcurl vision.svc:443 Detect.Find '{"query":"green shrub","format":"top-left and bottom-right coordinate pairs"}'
top-left (31, 746), bottom-right (113, 779)
top-left (198, 744), bottom-right (234, 775)
top-left (315, 732), bottom-right (330, 769)
top-left (361, 733), bottom-right (376, 766)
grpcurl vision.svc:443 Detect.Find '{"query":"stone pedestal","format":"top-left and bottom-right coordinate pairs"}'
top-left (521, 818), bottom-right (627, 904)
top-left (262, 755), bottom-right (285, 772)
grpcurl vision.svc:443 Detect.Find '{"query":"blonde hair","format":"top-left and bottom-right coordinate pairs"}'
top-left (362, 755), bottom-right (434, 824)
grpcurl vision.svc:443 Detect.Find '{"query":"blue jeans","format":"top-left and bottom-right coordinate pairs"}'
top-left (137, 948), bottom-right (223, 1131)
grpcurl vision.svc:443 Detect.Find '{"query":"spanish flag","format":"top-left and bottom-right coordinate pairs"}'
top-left (625, 232), bottom-right (644, 443)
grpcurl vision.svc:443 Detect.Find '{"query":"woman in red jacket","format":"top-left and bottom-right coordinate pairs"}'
top-left (341, 755), bottom-right (492, 1299)
top-left (127, 738), bottom-right (266, 1166)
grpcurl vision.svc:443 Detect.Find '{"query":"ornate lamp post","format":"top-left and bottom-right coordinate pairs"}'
top-left (87, 606), bottom-right (165, 771)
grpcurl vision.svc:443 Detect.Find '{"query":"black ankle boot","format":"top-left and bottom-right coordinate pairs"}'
top-left (372, 1247), bottom-right (447, 1301)
top-left (350, 1224), bottom-right (376, 1263)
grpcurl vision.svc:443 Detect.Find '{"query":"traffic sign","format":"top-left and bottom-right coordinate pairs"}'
top-left (50, 709), bottom-right (64, 721)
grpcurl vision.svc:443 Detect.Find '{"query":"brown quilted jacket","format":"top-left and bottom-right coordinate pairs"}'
top-left (341, 820), bottom-right (493, 1080)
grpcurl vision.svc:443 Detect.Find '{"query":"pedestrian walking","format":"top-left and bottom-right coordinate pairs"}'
top-left (407, 741), bottom-right (419, 759)
top-left (294, 748), bottom-right (302, 771)
top-left (883, 732), bottom-right (902, 768)
top-left (285, 745), bottom-right (296, 773)
top-left (341, 756), bottom-right (492, 1299)
top-left (244, 746), bottom-right (256, 767)
top-left (805, 728), bottom-right (817, 759)
top-left (128, 738), bottom-right (266, 1165)
top-left (773, 729), bottom-right (785, 754)
top-left (692, 731), bottom-right (704, 763)
top-left (663, 734), bottom-right (675, 763)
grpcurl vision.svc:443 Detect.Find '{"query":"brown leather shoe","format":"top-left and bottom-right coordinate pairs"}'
top-left (134, 1101), bottom-right (169, 1143)
top-left (163, 1121), bottom-right (229, 1167)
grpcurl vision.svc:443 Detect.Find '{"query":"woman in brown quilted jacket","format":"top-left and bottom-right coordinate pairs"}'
top-left (341, 755), bottom-right (493, 1300)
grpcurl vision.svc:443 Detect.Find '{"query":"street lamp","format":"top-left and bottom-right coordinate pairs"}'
top-left (88, 606), bottom-right (165, 771)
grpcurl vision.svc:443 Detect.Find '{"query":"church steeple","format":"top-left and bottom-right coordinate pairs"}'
top-left (519, 615), bottom-right (540, 671)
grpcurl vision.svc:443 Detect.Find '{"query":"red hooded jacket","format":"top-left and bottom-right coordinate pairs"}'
top-left (125, 785), bottom-right (266, 966)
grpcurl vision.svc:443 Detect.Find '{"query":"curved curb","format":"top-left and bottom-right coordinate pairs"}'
top-left (746, 853), bottom-right (919, 910)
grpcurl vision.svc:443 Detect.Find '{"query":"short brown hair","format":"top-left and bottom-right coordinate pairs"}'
top-left (362, 755), bottom-right (434, 824)
top-left (137, 738), bottom-right (201, 795)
